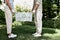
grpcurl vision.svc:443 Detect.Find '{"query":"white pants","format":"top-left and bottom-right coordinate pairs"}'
top-left (4, 6), bottom-right (12, 34)
top-left (34, 9), bottom-right (42, 34)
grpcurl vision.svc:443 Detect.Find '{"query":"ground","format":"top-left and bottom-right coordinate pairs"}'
top-left (0, 22), bottom-right (60, 40)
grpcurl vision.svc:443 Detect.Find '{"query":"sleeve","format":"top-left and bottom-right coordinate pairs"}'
top-left (34, 0), bottom-right (42, 5)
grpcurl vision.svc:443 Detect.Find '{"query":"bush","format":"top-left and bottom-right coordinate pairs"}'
top-left (0, 9), bottom-right (5, 24)
top-left (43, 18), bottom-right (54, 28)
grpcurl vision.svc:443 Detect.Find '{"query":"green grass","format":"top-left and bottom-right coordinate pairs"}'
top-left (0, 22), bottom-right (60, 40)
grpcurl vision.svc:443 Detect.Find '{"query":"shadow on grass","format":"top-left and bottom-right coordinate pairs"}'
top-left (13, 25), bottom-right (57, 34)
top-left (12, 25), bottom-right (57, 40)
top-left (0, 25), bottom-right (57, 40)
top-left (42, 28), bottom-right (57, 34)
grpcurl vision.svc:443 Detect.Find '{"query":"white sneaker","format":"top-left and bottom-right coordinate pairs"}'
top-left (8, 34), bottom-right (17, 38)
top-left (32, 33), bottom-right (41, 37)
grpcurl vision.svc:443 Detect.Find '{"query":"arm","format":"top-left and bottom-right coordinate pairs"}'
top-left (32, 0), bottom-right (40, 13)
top-left (6, 0), bottom-right (12, 11)
top-left (33, 3), bottom-right (39, 11)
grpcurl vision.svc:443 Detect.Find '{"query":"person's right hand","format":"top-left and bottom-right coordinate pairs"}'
top-left (32, 10), bottom-right (36, 14)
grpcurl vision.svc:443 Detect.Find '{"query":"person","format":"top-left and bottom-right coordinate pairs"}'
top-left (32, 0), bottom-right (42, 37)
top-left (1, 0), bottom-right (17, 38)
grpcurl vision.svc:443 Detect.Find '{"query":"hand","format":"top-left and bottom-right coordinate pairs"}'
top-left (32, 10), bottom-right (36, 14)
top-left (11, 9), bottom-right (15, 13)
top-left (12, 9), bottom-right (15, 13)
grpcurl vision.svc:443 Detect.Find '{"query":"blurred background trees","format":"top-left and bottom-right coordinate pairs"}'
top-left (0, 1), bottom-right (5, 24)
top-left (43, 0), bottom-right (60, 28)
top-left (0, 0), bottom-right (60, 28)
top-left (43, 0), bottom-right (60, 18)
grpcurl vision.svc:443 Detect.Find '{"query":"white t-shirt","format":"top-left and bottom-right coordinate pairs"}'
top-left (9, 0), bottom-right (14, 9)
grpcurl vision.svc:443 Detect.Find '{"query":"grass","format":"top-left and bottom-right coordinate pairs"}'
top-left (0, 22), bottom-right (60, 40)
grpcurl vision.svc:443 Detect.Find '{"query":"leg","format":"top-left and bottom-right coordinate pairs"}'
top-left (36, 10), bottom-right (42, 34)
top-left (4, 6), bottom-right (12, 34)
top-left (4, 6), bottom-right (17, 38)
top-left (33, 9), bottom-right (42, 37)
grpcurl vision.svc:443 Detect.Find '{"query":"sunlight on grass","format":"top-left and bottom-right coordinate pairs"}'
top-left (13, 21), bottom-right (22, 26)
top-left (43, 28), bottom-right (60, 36)
top-left (43, 28), bottom-right (60, 40)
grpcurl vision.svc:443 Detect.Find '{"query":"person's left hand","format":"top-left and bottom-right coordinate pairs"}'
top-left (10, 9), bottom-right (15, 14)
top-left (12, 9), bottom-right (15, 13)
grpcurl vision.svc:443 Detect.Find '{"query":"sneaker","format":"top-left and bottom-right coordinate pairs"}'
top-left (8, 33), bottom-right (17, 38)
top-left (32, 33), bottom-right (41, 37)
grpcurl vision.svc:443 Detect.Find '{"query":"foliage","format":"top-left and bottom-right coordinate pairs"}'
top-left (15, 5), bottom-right (31, 12)
top-left (0, 0), bottom-right (1, 3)
top-left (43, 0), bottom-right (59, 18)
top-left (43, 19), bottom-right (54, 28)
top-left (0, 9), bottom-right (5, 24)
